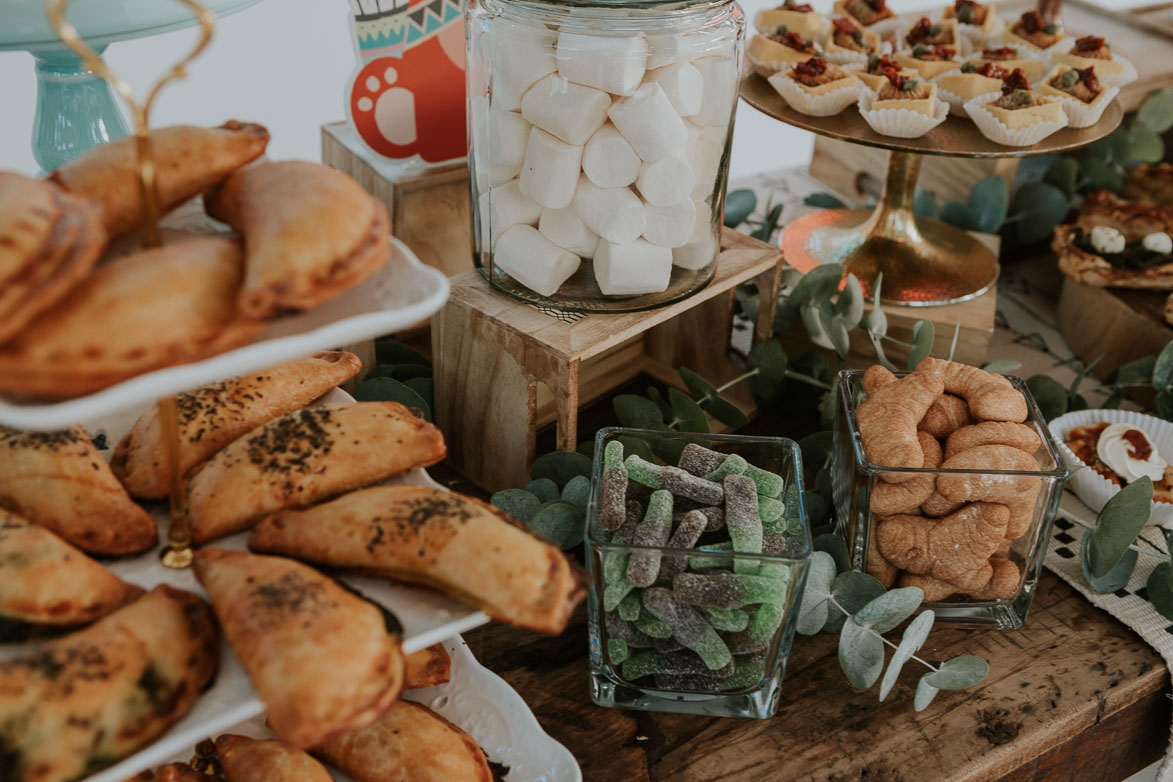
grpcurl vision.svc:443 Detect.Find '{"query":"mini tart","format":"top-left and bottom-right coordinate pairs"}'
top-left (748, 32), bottom-right (822, 76)
top-left (894, 49), bottom-right (959, 80)
top-left (858, 82), bottom-right (947, 137)
top-left (852, 57), bottom-right (920, 91)
top-left (755, 5), bottom-right (829, 39)
top-left (976, 47), bottom-right (1044, 81)
top-left (833, 0), bottom-right (895, 28)
top-left (936, 66), bottom-right (1004, 101)
top-left (1051, 39), bottom-right (1137, 87)
top-left (873, 80), bottom-right (939, 115)
top-left (1001, 12), bottom-right (1066, 55)
top-left (824, 17), bottom-right (881, 64)
top-left (1038, 65), bottom-right (1118, 128)
top-left (942, 0), bottom-right (1000, 35)
top-left (905, 17), bottom-right (962, 52)
top-left (768, 58), bottom-right (860, 116)
top-left (984, 91), bottom-right (1065, 129)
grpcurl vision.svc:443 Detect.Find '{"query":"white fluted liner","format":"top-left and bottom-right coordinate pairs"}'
top-left (963, 90), bottom-right (1068, 146)
top-left (767, 69), bottom-right (861, 116)
top-left (857, 89), bottom-right (949, 136)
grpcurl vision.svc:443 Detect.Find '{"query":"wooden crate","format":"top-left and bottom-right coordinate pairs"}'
top-left (1057, 278), bottom-right (1172, 380)
top-left (432, 229), bottom-right (784, 492)
top-left (321, 122), bottom-right (472, 279)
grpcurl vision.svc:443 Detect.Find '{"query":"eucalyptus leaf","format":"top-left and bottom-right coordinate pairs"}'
top-left (668, 387), bottom-right (711, 434)
top-left (1157, 389), bottom-right (1173, 422)
top-left (525, 478), bottom-right (560, 503)
top-left (1043, 156), bottom-right (1079, 199)
top-left (752, 203), bottom-right (785, 242)
top-left (647, 386), bottom-right (673, 419)
top-left (852, 586), bottom-right (924, 634)
top-left (795, 551), bottom-right (837, 635)
top-left (528, 500), bottom-right (585, 549)
top-left (530, 450), bottom-right (593, 487)
top-left (748, 340), bottom-right (789, 401)
top-left (1111, 355), bottom-right (1157, 387)
top-left (1079, 156), bottom-right (1124, 194)
top-left (353, 377), bottom-right (432, 420)
top-left (798, 431), bottom-right (835, 470)
top-left (1130, 122), bottom-right (1165, 164)
top-left (1147, 561), bottom-right (1173, 621)
top-left (804, 193), bottom-right (849, 209)
top-left (724, 189), bottom-right (757, 227)
top-left (803, 304), bottom-right (835, 351)
top-left (679, 367), bottom-right (719, 405)
top-left (861, 304), bottom-right (888, 339)
top-left (403, 377), bottom-right (434, 409)
top-left (1080, 535), bottom-right (1137, 594)
top-left (617, 436), bottom-right (657, 464)
top-left (941, 201), bottom-right (977, 232)
top-left (1012, 182), bottom-right (1070, 244)
top-left (1102, 389), bottom-right (1126, 410)
top-left (906, 321), bottom-right (935, 370)
top-left (814, 532), bottom-right (851, 574)
top-left (913, 188), bottom-right (939, 219)
top-left (969, 175), bottom-right (1009, 234)
top-left (1025, 374), bottom-right (1068, 421)
top-left (561, 475), bottom-right (591, 510)
top-left (490, 489), bottom-right (541, 523)
top-left (839, 618), bottom-right (886, 689)
top-left (613, 394), bottom-right (667, 430)
top-left (923, 655), bottom-right (988, 690)
top-left (804, 491), bottom-right (831, 530)
top-left (375, 340), bottom-right (430, 366)
top-left (914, 676), bottom-right (940, 711)
top-left (824, 570), bottom-right (886, 633)
top-left (819, 301), bottom-right (852, 358)
top-left (945, 319), bottom-right (961, 362)
top-left (1087, 477), bottom-right (1154, 579)
top-left (788, 263), bottom-right (845, 309)
top-left (735, 283), bottom-right (760, 324)
top-left (1138, 89), bottom-right (1173, 133)
top-left (979, 359), bottom-right (1020, 375)
top-left (679, 368), bottom-right (749, 429)
top-left (1156, 340), bottom-right (1173, 390)
top-left (879, 609), bottom-right (934, 701)
top-left (1108, 127), bottom-right (1133, 167)
top-left (836, 274), bottom-right (866, 327)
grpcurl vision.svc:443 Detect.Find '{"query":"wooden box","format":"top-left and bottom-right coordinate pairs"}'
top-left (432, 229), bottom-right (785, 492)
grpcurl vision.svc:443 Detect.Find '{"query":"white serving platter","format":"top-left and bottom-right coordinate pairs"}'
top-left (0, 236), bottom-right (449, 431)
top-left (154, 635), bottom-right (582, 782)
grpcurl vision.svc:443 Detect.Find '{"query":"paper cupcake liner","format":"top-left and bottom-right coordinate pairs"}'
top-left (1050, 85), bottom-right (1121, 128)
top-left (963, 90), bottom-right (1069, 146)
top-left (1051, 49), bottom-right (1138, 88)
top-left (857, 90), bottom-right (949, 137)
top-left (935, 83), bottom-right (971, 114)
top-left (748, 50), bottom-right (792, 77)
top-left (1049, 408), bottom-right (1173, 529)
top-left (998, 35), bottom-right (1058, 65)
top-left (955, 16), bottom-right (1004, 49)
top-left (767, 70), bottom-right (860, 116)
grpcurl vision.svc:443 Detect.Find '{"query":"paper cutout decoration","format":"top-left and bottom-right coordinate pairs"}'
top-left (347, 0), bottom-right (467, 164)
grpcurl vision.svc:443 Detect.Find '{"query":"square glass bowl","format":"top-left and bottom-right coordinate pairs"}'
top-left (831, 370), bottom-right (1067, 629)
top-left (585, 427), bottom-right (812, 718)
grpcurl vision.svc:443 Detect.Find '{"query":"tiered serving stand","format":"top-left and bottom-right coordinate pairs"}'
top-left (740, 72), bottom-right (1124, 306)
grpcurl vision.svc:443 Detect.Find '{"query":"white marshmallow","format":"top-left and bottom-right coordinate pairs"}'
top-left (636, 156), bottom-right (696, 207)
top-left (519, 127), bottom-right (583, 209)
top-left (594, 239), bottom-right (673, 295)
top-left (582, 123), bottom-right (641, 188)
top-left (478, 180), bottom-right (541, 249)
top-left (470, 95), bottom-right (490, 166)
top-left (489, 108), bottom-right (531, 181)
top-left (646, 33), bottom-right (705, 69)
top-left (556, 32), bottom-right (648, 96)
top-left (644, 200), bottom-right (699, 249)
top-left (495, 224), bottom-right (581, 297)
top-left (520, 74), bottom-right (611, 145)
top-left (684, 122), bottom-right (726, 201)
top-left (672, 203), bottom-right (718, 270)
top-left (491, 20), bottom-right (557, 111)
top-left (691, 56), bottom-right (738, 127)
top-left (646, 62), bottom-right (704, 117)
top-left (540, 206), bottom-right (599, 258)
top-left (573, 176), bottom-right (646, 245)
top-left (607, 83), bottom-right (688, 162)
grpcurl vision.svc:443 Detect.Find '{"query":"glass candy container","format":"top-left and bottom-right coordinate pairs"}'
top-left (466, 0), bottom-right (745, 312)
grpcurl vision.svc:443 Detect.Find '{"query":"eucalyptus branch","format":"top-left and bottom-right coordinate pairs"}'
top-left (786, 369), bottom-right (833, 391)
top-left (717, 368), bottom-right (760, 393)
top-left (1066, 515), bottom-right (1167, 559)
top-left (828, 596), bottom-right (941, 673)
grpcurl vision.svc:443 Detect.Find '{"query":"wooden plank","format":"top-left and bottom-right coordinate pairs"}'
top-left (1057, 277), bottom-right (1172, 381)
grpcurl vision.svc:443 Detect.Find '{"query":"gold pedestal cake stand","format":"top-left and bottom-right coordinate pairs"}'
top-left (740, 73), bottom-right (1123, 306)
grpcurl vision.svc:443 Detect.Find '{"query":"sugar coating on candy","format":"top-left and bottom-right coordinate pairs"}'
top-left (635, 609), bottom-right (674, 639)
top-left (747, 601), bottom-right (785, 645)
top-left (688, 542), bottom-right (732, 570)
top-left (625, 454), bottom-right (664, 488)
top-left (724, 474), bottom-right (763, 573)
top-left (744, 464), bottom-right (785, 498)
top-left (678, 442), bottom-right (728, 476)
top-left (626, 489), bottom-right (674, 587)
top-left (699, 606), bottom-right (750, 632)
top-left (756, 561), bottom-right (790, 582)
top-left (613, 499), bottom-right (643, 543)
top-left (762, 533), bottom-right (787, 556)
top-left (617, 589), bottom-right (642, 621)
top-left (659, 651), bottom-right (735, 677)
top-left (654, 636), bottom-right (684, 653)
top-left (758, 495), bottom-right (784, 527)
top-left (603, 582), bottom-right (633, 612)
top-left (621, 649), bottom-right (664, 681)
top-left (703, 453), bottom-right (748, 483)
top-left (672, 572), bottom-right (786, 609)
top-left (653, 658), bottom-right (760, 692)
top-left (604, 439), bottom-right (625, 471)
top-left (658, 510), bottom-right (708, 583)
top-left (674, 506), bottom-right (724, 532)
top-left (599, 466), bottom-right (629, 532)
top-left (660, 465), bottom-right (723, 505)
top-left (724, 629), bottom-right (768, 655)
top-left (608, 637), bottom-right (630, 665)
top-left (605, 612), bottom-right (654, 647)
top-left (642, 587), bottom-right (732, 670)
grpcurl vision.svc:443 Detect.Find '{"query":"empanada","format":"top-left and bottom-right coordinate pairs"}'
top-left (188, 401), bottom-right (445, 543)
top-left (193, 549), bottom-right (405, 748)
top-left (0, 425), bottom-right (157, 555)
top-left (405, 642), bottom-right (452, 689)
top-left (0, 510), bottom-right (142, 634)
top-left (0, 236), bottom-right (264, 399)
top-left (204, 160), bottom-right (391, 317)
top-left (250, 485), bottom-right (588, 634)
top-left (0, 585), bottom-right (218, 782)
top-left (49, 120), bottom-right (269, 239)
top-left (216, 734), bottom-right (333, 782)
top-left (112, 350), bottom-right (363, 499)
top-left (0, 173), bottom-right (106, 345)
top-left (313, 700), bottom-right (491, 782)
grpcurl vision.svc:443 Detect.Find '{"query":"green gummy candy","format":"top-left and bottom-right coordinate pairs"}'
top-left (725, 659), bottom-right (767, 690)
top-left (699, 606), bottom-right (750, 632)
top-left (759, 495), bottom-right (784, 527)
top-left (604, 582), bottom-right (633, 612)
top-left (617, 590), bottom-right (642, 621)
top-left (603, 547), bottom-right (631, 586)
top-left (748, 602), bottom-right (785, 645)
top-left (635, 609), bottom-right (675, 639)
top-left (703, 454), bottom-right (748, 483)
top-left (689, 623), bottom-right (733, 671)
top-left (604, 440), bottom-right (625, 472)
top-left (625, 454), bottom-right (664, 489)
top-left (622, 649), bottom-right (664, 680)
top-left (745, 465), bottom-right (784, 498)
top-left (688, 542), bottom-right (732, 570)
top-left (608, 637), bottom-right (630, 665)
top-left (756, 561), bottom-right (790, 582)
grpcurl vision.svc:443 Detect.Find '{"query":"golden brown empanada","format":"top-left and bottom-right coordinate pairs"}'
top-left (49, 120), bottom-right (269, 239)
top-left (0, 510), bottom-right (142, 633)
top-left (0, 173), bottom-right (106, 345)
top-left (193, 549), bottom-right (405, 748)
top-left (0, 585), bottom-right (218, 782)
top-left (215, 734), bottom-right (333, 782)
top-left (205, 160), bottom-right (391, 318)
top-left (0, 425), bottom-right (157, 555)
top-left (188, 401), bottom-right (445, 543)
top-left (313, 700), bottom-right (491, 782)
top-left (112, 350), bottom-right (362, 499)
top-left (0, 236), bottom-right (264, 399)
top-left (405, 643), bottom-right (452, 689)
top-left (250, 485), bottom-right (587, 634)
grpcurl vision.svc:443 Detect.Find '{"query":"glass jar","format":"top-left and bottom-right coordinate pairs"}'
top-left (831, 370), bottom-right (1067, 630)
top-left (585, 428), bottom-right (812, 718)
top-left (466, 0), bottom-right (745, 313)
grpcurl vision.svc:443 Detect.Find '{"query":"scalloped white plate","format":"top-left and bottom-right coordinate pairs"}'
top-left (0, 236), bottom-right (449, 431)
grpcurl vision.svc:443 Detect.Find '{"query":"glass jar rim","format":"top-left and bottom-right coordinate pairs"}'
top-left (493, 0), bottom-right (736, 16)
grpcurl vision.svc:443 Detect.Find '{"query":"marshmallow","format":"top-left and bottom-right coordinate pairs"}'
top-left (519, 127), bottom-right (583, 209)
top-left (540, 206), bottom-right (599, 258)
top-left (496, 224), bottom-right (581, 297)
top-left (520, 74), bottom-right (611, 145)
top-left (574, 176), bottom-right (646, 245)
top-left (490, 20), bottom-right (557, 111)
top-left (478, 180), bottom-right (541, 249)
top-left (636, 156), bottom-right (696, 207)
top-left (556, 32), bottom-right (648, 96)
top-left (582, 123), bottom-right (641, 188)
top-left (646, 62), bottom-right (704, 117)
top-left (684, 122), bottom-right (726, 201)
top-left (646, 33), bottom-right (707, 69)
top-left (691, 56), bottom-right (738, 127)
top-left (607, 83), bottom-right (688, 162)
top-left (672, 204), bottom-right (718, 270)
top-left (643, 200), bottom-right (699, 249)
top-left (594, 239), bottom-right (673, 295)
top-left (489, 108), bottom-right (530, 181)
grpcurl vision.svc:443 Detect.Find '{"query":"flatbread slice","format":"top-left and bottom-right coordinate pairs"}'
top-left (0, 173), bottom-right (106, 345)
top-left (193, 549), bottom-right (405, 748)
top-left (0, 236), bottom-right (264, 399)
top-left (249, 485), bottom-right (588, 634)
top-left (1054, 190), bottom-right (1173, 289)
top-left (405, 643), bottom-right (452, 689)
top-left (205, 161), bottom-right (391, 318)
top-left (0, 510), bottom-right (143, 634)
top-left (49, 120), bottom-right (269, 239)
top-left (187, 401), bottom-right (445, 543)
top-left (0, 425), bottom-right (157, 555)
top-left (112, 350), bottom-right (362, 499)
top-left (313, 700), bottom-right (491, 782)
top-left (216, 734), bottom-right (334, 782)
top-left (0, 585), bottom-right (218, 782)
